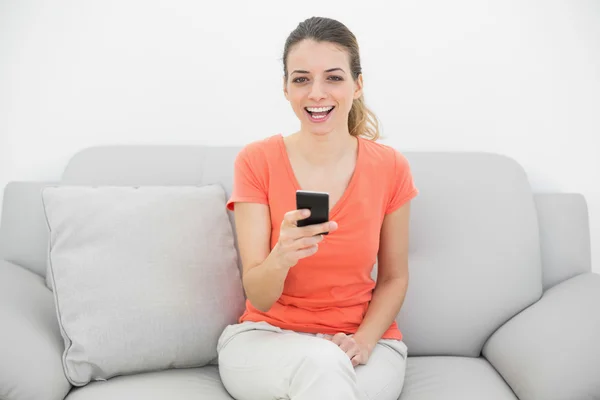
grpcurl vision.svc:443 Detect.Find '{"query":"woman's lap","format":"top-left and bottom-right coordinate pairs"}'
top-left (217, 321), bottom-right (407, 400)
top-left (355, 338), bottom-right (408, 400)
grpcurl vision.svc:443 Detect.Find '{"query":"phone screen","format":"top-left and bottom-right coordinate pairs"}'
top-left (296, 190), bottom-right (329, 234)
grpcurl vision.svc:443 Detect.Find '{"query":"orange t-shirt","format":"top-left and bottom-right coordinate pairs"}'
top-left (226, 134), bottom-right (418, 340)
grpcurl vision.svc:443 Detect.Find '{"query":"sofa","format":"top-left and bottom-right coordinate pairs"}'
top-left (1, 144), bottom-right (599, 400)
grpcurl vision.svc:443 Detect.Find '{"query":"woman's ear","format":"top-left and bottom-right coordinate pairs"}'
top-left (353, 74), bottom-right (364, 100)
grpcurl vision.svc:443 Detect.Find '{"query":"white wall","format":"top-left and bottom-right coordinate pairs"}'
top-left (1, 0), bottom-right (599, 271)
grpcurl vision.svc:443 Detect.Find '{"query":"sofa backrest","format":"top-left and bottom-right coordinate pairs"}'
top-left (59, 145), bottom-right (244, 275)
top-left (398, 152), bottom-right (542, 356)
top-left (0, 181), bottom-right (57, 277)
top-left (534, 193), bottom-right (591, 291)
top-left (0, 145), bottom-right (550, 357)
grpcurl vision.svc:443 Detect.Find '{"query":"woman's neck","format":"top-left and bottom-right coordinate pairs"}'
top-left (290, 129), bottom-right (356, 167)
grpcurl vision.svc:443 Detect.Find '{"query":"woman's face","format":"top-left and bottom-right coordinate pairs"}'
top-left (284, 39), bottom-right (363, 137)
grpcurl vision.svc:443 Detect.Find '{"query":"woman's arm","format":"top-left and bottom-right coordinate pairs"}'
top-left (233, 202), bottom-right (288, 312)
top-left (233, 203), bottom-right (331, 312)
top-left (354, 201), bottom-right (412, 347)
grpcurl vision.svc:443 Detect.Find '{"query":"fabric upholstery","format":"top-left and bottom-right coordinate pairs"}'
top-left (41, 185), bottom-right (245, 386)
top-left (483, 272), bottom-right (600, 400)
top-left (59, 145), bottom-right (243, 277)
top-left (0, 259), bottom-right (71, 400)
top-left (0, 182), bottom-right (55, 277)
top-left (399, 356), bottom-right (518, 400)
top-left (395, 152), bottom-right (543, 356)
top-left (64, 366), bottom-right (233, 400)
top-left (533, 193), bottom-right (592, 290)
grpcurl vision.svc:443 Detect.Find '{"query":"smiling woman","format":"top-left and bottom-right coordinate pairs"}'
top-left (216, 16), bottom-right (418, 400)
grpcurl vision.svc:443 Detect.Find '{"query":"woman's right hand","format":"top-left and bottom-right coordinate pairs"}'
top-left (271, 209), bottom-right (338, 270)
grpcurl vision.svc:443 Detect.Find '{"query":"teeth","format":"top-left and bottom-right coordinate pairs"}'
top-left (306, 106), bottom-right (333, 113)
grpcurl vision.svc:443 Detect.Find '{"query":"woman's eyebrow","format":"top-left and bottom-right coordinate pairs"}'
top-left (291, 67), bottom-right (346, 75)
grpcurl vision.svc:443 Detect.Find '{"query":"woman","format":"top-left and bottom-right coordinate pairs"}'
top-left (217, 16), bottom-right (418, 400)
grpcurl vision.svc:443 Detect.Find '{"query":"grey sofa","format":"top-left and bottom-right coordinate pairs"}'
top-left (1, 145), bottom-right (599, 400)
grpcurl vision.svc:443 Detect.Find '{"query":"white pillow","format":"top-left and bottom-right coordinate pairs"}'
top-left (41, 185), bottom-right (245, 386)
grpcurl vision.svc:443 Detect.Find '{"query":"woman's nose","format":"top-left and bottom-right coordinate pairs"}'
top-left (308, 81), bottom-right (326, 101)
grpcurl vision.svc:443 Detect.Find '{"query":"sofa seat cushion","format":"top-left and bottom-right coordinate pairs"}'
top-left (65, 358), bottom-right (516, 400)
top-left (64, 366), bottom-right (233, 400)
top-left (400, 356), bottom-right (517, 400)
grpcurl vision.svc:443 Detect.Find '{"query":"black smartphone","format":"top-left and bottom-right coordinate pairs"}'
top-left (296, 190), bottom-right (329, 235)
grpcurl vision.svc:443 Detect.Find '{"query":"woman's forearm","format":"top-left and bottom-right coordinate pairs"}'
top-left (354, 276), bottom-right (408, 346)
top-left (242, 256), bottom-right (289, 313)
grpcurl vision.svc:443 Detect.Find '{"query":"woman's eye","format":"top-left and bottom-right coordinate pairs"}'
top-left (292, 76), bottom-right (342, 84)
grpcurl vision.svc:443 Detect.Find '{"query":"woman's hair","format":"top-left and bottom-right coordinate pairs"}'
top-left (283, 17), bottom-right (380, 141)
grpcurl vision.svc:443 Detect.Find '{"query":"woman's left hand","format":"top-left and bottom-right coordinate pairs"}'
top-left (325, 333), bottom-right (374, 367)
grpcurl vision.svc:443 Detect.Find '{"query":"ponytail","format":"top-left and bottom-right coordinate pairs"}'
top-left (348, 95), bottom-right (380, 141)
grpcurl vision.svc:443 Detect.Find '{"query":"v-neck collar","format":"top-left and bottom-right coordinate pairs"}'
top-left (276, 133), bottom-right (362, 218)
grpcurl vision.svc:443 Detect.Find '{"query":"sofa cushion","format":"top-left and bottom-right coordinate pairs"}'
top-left (0, 259), bottom-right (72, 400)
top-left (42, 185), bottom-right (245, 387)
top-left (533, 193), bottom-right (592, 290)
top-left (399, 356), bottom-right (518, 400)
top-left (396, 152), bottom-right (543, 356)
top-left (64, 366), bottom-right (233, 400)
top-left (0, 181), bottom-right (55, 278)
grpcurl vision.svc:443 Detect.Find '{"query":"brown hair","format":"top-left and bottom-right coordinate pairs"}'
top-left (283, 17), bottom-right (380, 141)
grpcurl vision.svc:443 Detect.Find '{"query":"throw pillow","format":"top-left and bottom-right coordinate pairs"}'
top-left (41, 185), bottom-right (245, 386)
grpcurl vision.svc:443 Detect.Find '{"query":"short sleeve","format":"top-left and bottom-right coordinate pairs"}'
top-left (226, 144), bottom-right (269, 211)
top-left (385, 149), bottom-right (419, 215)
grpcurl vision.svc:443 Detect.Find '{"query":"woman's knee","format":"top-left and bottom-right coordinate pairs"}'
top-left (354, 340), bottom-right (408, 400)
top-left (300, 338), bottom-right (355, 376)
top-left (285, 338), bottom-right (362, 399)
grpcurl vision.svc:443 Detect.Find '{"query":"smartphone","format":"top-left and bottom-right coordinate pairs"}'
top-left (296, 190), bottom-right (329, 235)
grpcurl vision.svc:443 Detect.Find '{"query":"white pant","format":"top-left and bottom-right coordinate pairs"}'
top-left (216, 321), bottom-right (408, 400)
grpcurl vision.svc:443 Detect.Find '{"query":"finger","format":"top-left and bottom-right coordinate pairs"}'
top-left (279, 211), bottom-right (313, 244)
top-left (338, 339), bottom-right (356, 353)
top-left (294, 234), bottom-right (324, 250)
top-left (351, 354), bottom-right (361, 367)
top-left (283, 209), bottom-right (311, 226)
top-left (295, 244), bottom-right (319, 260)
top-left (331, 332), bottom-right (347, 346)
top-left (300, 220), bottom-right (338, 237)
top-left (344, 345), bottom-right (359, 360)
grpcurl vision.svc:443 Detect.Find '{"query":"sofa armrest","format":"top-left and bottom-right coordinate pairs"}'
top-left (483, 272), bottom-right (600, 400)
top-left (0, 259), bottom-right (71, 400)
